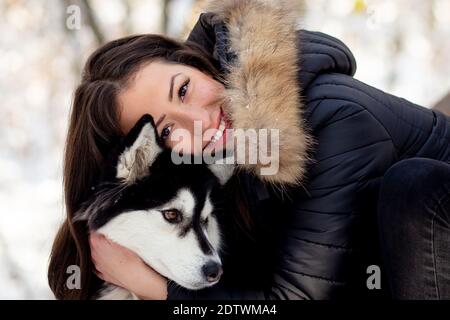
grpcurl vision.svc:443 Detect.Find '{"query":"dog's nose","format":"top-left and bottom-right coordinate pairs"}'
top-left (202, 261), bottom-right (223, 282)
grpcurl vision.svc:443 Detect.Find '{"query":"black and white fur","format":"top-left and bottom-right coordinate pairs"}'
top-left (75, 114), bottom-right (234, 299)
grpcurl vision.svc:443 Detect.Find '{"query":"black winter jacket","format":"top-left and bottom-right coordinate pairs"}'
top-left (167, 1), bottom-right (450, 300)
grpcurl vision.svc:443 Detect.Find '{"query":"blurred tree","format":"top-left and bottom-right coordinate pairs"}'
top-left (80, 0), bottom-right (105, 45)
top-left (179, 0), bottom-right (206, 39)
top-left (162, 0), bottom-right (173, 35)
top-left (122, 0), bottom-right (133, 35)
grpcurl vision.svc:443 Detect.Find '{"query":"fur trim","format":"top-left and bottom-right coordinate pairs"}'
top-left (206, 0), bottom-right (312, 186)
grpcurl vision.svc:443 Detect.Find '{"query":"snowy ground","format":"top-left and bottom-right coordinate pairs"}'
top-left (0, 0), bottom-right (449, 299)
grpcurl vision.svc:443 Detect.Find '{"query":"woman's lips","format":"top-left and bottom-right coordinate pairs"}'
top-left (204, 116), bottom-right (226, 150)
top-left (203, 108), bottom-right (232, 151)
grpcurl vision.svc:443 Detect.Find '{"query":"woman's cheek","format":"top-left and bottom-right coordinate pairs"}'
top-left (168, 133), bottom-right (200, 155)
top-left (192, 78), bottom-right (222, 107)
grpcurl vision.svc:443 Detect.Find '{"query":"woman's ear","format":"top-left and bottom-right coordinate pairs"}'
top-left (115, 114), bottom-right (163, 184)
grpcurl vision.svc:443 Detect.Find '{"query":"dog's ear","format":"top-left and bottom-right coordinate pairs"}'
top-left (73, 207), bottom-right (90, 223)
top-left (72, 195), bottom-right (98, 225)
top-left (116, 114), bottom-right (163, 184)
top-left (72, 184), bottom-right (123, 230)
top-left (208, 157), bottom-right (235, 185)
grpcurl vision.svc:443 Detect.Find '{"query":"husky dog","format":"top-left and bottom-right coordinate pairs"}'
top-left (75, 114), bottom-right (234, 299)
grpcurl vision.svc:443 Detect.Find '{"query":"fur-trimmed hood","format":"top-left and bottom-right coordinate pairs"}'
top-left (200, 0), bottom-right (312, 186)
top-left (187, 0), bottom-right (358, 186)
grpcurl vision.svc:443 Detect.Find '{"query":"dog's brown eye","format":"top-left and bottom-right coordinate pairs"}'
top-left (202, 217), bottom-right (209, 225)
top-left (162, 209), bottom-right (182, 223)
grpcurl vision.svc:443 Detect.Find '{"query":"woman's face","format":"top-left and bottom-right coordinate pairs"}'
top-left (118, 60), bottom-right (232, 155)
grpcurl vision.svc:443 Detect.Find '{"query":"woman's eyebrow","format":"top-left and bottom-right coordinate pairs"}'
top-left (168, 73), bottom-right (182, 102)
top-left (155, 114), bottom-right (166, 129)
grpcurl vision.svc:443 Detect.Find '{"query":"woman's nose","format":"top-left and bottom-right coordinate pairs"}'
top-left (176, 105), bottom-right (213, 132)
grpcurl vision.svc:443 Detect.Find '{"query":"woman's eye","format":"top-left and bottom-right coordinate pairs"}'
top-left (161, 125), bottom-right (172, 141)
top-left (178, 79), bottom-right (190, 101)
top-left (162, 209), bottom-right (182, 223)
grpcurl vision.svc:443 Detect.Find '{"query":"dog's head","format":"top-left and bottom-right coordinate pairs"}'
top-left (75, 114), bottom-right (234, 290)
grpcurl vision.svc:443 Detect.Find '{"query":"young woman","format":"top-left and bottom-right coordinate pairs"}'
top-left (48, 0), bottom-right (450, 300)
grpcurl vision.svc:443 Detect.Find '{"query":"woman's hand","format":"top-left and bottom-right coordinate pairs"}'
top-left (89, 232), bottom-right (168, 300)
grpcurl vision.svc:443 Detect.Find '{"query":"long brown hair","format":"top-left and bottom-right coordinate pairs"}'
top-left (48, 34), bottom-right (254, 299)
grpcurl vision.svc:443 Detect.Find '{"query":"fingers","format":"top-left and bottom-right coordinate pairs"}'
top-left (94, 269), bottom-right (105, 281)
top-left (89, 233), bottom-right (112, 257)
top-left (89, 232), bottom-right (105, 275)
top-left (90, 232), bottom-right (118, 250)
top-left (88, 231), bottom-right (146, 287)
top-left (89, 232), bottom-right (105, 246)
top-left (89, 239), bottom-right (104, 280)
